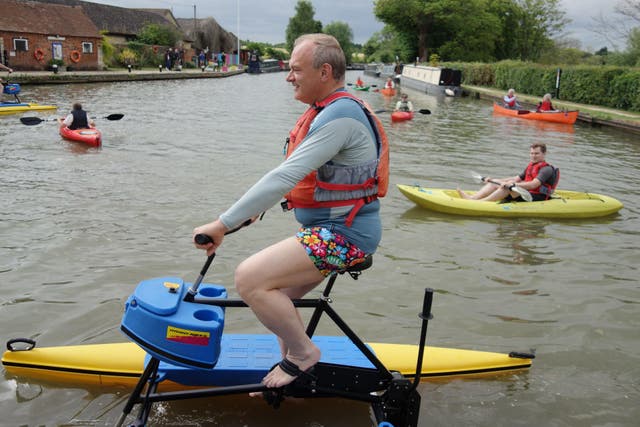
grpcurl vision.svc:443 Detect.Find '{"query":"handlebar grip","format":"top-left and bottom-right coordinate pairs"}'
top-left (194, 233), bottom-right (213, 245)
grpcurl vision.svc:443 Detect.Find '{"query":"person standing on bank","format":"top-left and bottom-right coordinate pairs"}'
top-left (58, 103), bottom-right (95, 130)
top-left (193, 33), bottom-right (389, 389)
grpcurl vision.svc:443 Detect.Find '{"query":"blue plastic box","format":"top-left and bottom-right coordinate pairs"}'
top-left (121, 277), bottom-right (227, 369)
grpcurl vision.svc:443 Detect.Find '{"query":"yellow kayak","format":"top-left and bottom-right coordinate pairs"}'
top-left (0, 102), bottom-right (57, 115)
top-left (398, 184), bottom-right (623, 218)
top-left (2, 337), bottom-right (532, 389)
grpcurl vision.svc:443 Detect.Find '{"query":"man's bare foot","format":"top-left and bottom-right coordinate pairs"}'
top-left (248, 345), bottom-right (321, 397)
top-left (263, 346), bottom-right (321, 389)
top-left (457, 188), bottom-right (472, 199)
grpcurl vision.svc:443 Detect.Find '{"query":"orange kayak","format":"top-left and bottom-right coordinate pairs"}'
top-left (379, 87), bottom-right (396, 97)
top-left (493, 102), bottom-right (578, 124)
top-left (60, 126), bottom-right (102, 147)
top-left (391, 111), bottom-right (414, 122)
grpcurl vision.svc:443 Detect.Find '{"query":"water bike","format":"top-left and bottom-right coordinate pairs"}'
top-left (0, 83), bottom-right (56, 115)
top-left (3, 233), bottom-right (534, 427)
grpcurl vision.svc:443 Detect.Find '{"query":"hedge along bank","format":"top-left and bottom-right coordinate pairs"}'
top-left (446, 61), bottom-right (640, 113)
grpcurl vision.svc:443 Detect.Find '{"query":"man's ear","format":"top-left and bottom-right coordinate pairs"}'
top-left (320, 63), bottom-right (332, 80)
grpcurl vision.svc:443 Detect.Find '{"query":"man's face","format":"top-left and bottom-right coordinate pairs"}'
top-left (286, 40), bottom-right (323, 105)
top-left (530, 147), bottom-right (545, 163)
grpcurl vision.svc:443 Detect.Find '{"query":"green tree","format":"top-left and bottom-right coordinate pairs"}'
top-left (627, 27), bottom-right (640, 65)
top-left (432, 0), bottom-right (502, 61)
top-left (486, 0), bottom-right (522, 60)
top-left (285, 0), bottom-right (323, 53)
top-left (511, 0), bottom-right (570, 61)
top-left (374, 0), bottom-right (432, 61)
top-left (374, 0), bottom-right (501, 62)
top-left (374, 0), bottom-right (569, 62)
top-left (323, 21), bottom-right (354, 64)
top-left (363, 26), bottom-right (413, 63)
top-left (137, 23), bottom-right (181, 47)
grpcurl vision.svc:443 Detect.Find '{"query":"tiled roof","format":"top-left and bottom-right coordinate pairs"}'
top-left (0, 0), bottom-right (100, 37)
top-left (27, 0), bottom-right (180, 36)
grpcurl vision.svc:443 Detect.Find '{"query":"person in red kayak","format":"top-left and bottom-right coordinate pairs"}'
top-left (536, 93), bottom-right (555, 112)
top-left (394, 93), bottom-right (413, 112)
top-left (58, 103), bottom-right (95, 130)
top-left (384, 77), bottom-right (395, 89)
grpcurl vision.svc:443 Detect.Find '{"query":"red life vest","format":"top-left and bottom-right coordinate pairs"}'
top-left (538, 100), bottom-right (554, 111)
top-left (504, 95), bottom-right (517, 108)
top-left (524, 161), bottom-right (558, 199)
top-left (283, 91), bottom-right (389, 226)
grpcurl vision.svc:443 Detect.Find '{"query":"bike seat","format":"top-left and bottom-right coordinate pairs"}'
top-left (344, 255), bottom-right (372, 273)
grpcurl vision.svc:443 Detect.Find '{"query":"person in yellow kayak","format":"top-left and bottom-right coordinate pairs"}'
top-left (193, 33), bottom-right (388, 390)
top-left (58, 103), bottom-right (95, 130)
top-left (457, 143), bottom-right (558, 202)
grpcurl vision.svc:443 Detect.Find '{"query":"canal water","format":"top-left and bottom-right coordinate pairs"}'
top-left (1, 71), bottom-right (638, 426)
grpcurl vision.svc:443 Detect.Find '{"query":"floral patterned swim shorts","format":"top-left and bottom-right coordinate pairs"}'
top-left (296, 226), bottom-right (367, 277)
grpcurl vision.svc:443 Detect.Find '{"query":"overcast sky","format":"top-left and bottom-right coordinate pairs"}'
top-left (88, 0), bottom-right (623, 51)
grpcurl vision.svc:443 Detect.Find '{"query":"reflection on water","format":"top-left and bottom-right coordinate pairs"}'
top-left (491, 220), bottom-right (560, 266)
top-left (1, 72), bottom-right (639, 426)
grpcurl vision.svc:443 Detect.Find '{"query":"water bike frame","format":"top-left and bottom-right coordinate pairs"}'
top-left (117, 254), bottom-right (432, 427)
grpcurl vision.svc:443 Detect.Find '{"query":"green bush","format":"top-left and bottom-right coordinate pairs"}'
top-left (444, 60), bottom-right (640, 112)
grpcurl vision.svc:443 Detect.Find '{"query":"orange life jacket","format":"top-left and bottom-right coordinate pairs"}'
top-left (282, 91), bottom-right (389, 226)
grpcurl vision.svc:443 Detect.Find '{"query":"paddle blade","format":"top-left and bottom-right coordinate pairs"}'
top-left (517, 110), bottom-right (531, 115)
top-left (469, 171), bottom-right (484, 183)
top-left (20, 117), bottom-right (44, 126)
top-left (105, 114), bottom-right (124, 120)
top-left (418, 109), bottom-right (431, 115)
top-left (512, 186), bottom-right (533, 202)
top-left (374, 109), bottom-right (388, 114)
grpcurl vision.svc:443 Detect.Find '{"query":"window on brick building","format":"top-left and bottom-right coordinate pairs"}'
top-left (82, 42), bottom-right (93, 54)
top-left (13, 38), bottom-right (28, 51)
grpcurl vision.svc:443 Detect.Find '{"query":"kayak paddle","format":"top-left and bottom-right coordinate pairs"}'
top-left (19, 114), bottom-right (124, 126)
top-left (470, 171), bottom-right (533, 202)
top-left (374, 108), bottom-right (431, 115)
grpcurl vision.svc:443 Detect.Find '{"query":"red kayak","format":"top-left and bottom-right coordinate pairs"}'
top-left (391, 111), bottom-right (414, 122)
top-left (59, 125), bottom-right (102, 147)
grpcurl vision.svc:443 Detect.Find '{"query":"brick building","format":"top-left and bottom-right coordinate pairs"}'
top-left (0, 0), bottom-right (101, 71)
